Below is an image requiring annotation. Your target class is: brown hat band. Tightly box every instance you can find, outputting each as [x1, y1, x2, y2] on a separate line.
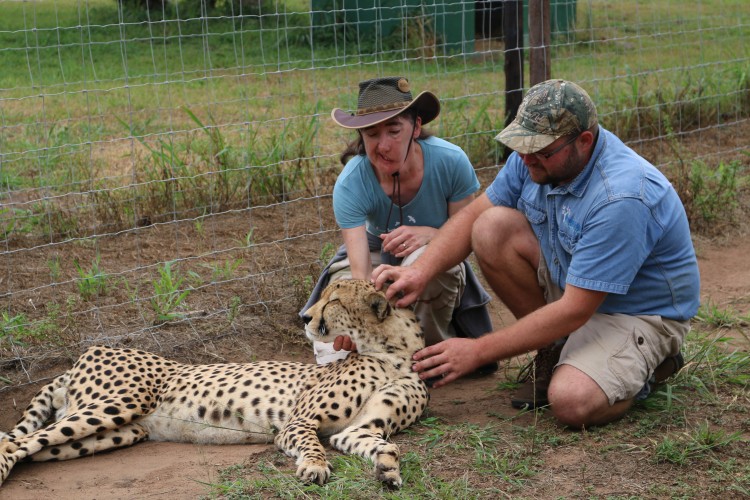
[356, 100, 412, 116]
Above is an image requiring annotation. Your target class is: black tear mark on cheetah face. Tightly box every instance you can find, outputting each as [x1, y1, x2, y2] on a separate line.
[0, 279, 429, 489]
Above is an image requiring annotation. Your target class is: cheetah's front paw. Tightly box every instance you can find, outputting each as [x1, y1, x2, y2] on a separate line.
[296, 459, 332, 485]
[375, 461, 402, 489]
[0, 440, 18, 453]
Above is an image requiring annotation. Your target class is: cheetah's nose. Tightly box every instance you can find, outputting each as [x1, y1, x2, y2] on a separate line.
[302, 314, 312, 324]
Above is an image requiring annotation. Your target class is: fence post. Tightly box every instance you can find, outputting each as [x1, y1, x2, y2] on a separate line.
[503, 0, 524, 159]
[528, 0, 551, 85]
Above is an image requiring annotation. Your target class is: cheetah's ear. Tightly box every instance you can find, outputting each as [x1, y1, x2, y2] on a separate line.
[368, 291, 391, 322]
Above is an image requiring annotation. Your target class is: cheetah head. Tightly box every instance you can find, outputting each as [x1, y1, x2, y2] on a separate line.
[301, 279, 424, 357]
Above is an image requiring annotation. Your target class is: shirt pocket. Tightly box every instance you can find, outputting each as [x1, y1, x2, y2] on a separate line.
[519, 199, 547, 241]
[519, 199, 547, 225]
[558, 226, 581, 253]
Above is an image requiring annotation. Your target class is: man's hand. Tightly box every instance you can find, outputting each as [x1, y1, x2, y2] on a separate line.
[333, 335, 356, 352]
[371, 264, 428, 307]
[411, 338, 484, 388]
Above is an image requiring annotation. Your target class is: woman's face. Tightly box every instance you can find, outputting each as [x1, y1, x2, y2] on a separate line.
[360, 114, 421, 176]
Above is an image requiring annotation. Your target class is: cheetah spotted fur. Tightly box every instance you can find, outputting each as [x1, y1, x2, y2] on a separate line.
[0, 279, 429, 488]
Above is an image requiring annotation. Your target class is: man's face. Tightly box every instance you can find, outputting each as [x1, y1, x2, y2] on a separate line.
[517, 134, 585, 185]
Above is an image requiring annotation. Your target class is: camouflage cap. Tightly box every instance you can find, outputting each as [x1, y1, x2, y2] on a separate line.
[496, 79, 597, 154]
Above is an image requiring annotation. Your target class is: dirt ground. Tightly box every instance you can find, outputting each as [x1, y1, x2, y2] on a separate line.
[0, 123, 749, 499]
[2, 236, 749, 500]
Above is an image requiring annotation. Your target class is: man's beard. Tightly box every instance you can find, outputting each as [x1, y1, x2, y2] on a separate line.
[535, 147, 584, 186]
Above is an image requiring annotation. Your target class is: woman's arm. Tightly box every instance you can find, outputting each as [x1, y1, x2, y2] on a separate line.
[341, 226, 372, 280]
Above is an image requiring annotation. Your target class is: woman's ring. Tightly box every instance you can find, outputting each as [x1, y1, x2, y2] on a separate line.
[401, 243, 407, 248]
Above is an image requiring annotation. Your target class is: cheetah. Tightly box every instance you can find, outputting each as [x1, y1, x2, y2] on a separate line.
[0, 279, 429, 488]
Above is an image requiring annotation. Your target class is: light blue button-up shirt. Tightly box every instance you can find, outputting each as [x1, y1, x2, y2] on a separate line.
[486, 127, 700, 321]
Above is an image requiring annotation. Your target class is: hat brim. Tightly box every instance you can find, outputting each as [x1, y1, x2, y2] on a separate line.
[331, 91, 440, 129]
[495, 120, 559, 154]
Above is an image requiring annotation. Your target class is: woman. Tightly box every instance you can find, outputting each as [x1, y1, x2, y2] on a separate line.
[302, 76, 493, 366]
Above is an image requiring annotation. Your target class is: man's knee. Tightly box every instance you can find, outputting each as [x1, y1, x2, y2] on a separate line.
[548, 365, 608, 426]
[471, 207, 538, 266]
[547, 365, 630, 428]
[548, 392, 604, 428]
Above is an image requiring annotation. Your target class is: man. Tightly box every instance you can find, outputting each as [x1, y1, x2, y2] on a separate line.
[370, 79, 700, 428]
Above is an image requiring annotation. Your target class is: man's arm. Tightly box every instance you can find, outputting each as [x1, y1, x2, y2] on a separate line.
[412, 284, 607, 387]
[373, 193, 494, 306]
[447, 192, 475, 216]
[380, 192, 477, 257]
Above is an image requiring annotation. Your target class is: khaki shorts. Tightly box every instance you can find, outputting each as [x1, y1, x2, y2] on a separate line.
[538, 254, 690, 405]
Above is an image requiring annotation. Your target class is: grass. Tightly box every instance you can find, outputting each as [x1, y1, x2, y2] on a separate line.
[197, 316, 750, 498]
[695, 302, 750, 330]
[0, 0, 747, 240]
[652, 421, 743, 466]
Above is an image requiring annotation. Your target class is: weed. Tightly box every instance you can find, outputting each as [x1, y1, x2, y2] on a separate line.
[244, 114, 320, 204]
[184, 107, 241, 210]
[688, 159, 743, 232]
[47, 256, 62, 281]
[0, 207, 42, 239]
[239, 229, 254, 248]
[203, 258, 243, 282]
[695, 301, 749, 329]
[292, 274, 315, 311]
[0, 208, 19, 239]
[150, 261, 192, 322]
[194, 216, 205, 238]
[74, 254, 109, 301]
[682, 329, 750, 391]
[227, 296, 242, 324]
[0, 311, 29, 346]
[319, 242, 336, 263]
[661, 113, 746, 234]
[645, 383, 684, 413]
[653, 421, 743, 465]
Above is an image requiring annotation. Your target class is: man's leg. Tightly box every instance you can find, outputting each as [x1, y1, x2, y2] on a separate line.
[550, 313, 688, 428]
[471, 206, 562, 406]
[548, 365, 633, 428]
[471, 206, 546, 319]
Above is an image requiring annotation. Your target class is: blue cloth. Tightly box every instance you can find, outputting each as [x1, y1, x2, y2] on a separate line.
[486, 127, 700, 321]
[333, 136, 480, 233]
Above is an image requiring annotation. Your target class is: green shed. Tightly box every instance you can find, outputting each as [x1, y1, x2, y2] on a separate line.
[476, 0, 577, 40]
[311, 0, 475, 54]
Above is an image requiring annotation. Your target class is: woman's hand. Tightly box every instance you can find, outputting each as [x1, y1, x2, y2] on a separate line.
[380, 226, 438, 258]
